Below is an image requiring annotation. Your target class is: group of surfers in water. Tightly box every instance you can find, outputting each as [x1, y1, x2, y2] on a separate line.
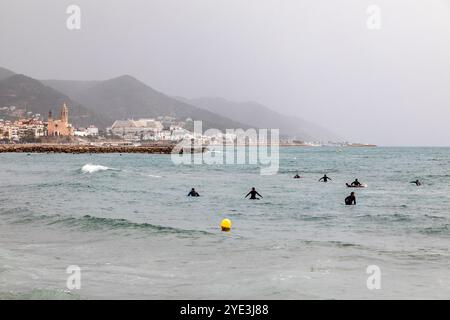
[187, 187, 263, 200]
[187, 173, 422, 205]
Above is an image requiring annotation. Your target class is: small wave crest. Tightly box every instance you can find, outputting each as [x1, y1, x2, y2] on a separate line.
[0, 289, 80, 300]
[9, 211, 212, 236]
[420, 224, 449, 235]
[81, 164, 111, 174]
[39, 214, 212, 236]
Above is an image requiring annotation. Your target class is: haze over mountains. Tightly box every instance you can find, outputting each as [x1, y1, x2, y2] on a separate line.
[180, 97, 340, 141]
[0, 69, 106, 128]
[44, 75, 249, 132]
[0, 67, 15, 81]
[0, 66, 340, 141]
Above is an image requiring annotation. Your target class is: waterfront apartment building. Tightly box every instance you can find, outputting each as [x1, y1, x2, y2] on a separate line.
[74, 125, 99, 137]
[108, 118, 165, 141]
[0, 118, 45, 142]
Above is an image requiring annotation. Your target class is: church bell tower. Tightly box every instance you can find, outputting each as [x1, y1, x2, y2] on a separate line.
[60, 103, 69, 123]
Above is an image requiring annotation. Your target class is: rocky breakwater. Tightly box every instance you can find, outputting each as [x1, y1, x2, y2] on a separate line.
[0, 144, 206, 154]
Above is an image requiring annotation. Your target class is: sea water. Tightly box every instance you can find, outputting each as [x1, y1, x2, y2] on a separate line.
[0, 147, 449, 299]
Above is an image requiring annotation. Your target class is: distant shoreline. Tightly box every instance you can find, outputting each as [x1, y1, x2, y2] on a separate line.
[0, 142, 377, 154]
[278, 143, 377, 147]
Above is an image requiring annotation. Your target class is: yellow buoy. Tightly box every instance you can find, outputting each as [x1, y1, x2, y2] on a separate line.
[220, 219, 232, 232]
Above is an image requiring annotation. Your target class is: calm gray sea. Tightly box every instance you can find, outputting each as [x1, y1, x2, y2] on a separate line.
[0, 147, 449, 299]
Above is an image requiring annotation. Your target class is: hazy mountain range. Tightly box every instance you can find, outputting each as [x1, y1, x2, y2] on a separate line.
[0, 66, 341, 141]
[0, 72, 106, 128]
[43, 75, 249, 132]
[0, 67, 15, 81]
[178, 97, 340, 141]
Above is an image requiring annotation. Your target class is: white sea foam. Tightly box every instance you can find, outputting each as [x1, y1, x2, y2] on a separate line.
[148, 174, 162, 178]
[81, 164, 111, 174]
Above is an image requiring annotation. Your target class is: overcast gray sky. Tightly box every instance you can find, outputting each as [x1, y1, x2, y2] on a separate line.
[1, 0, 450, 146]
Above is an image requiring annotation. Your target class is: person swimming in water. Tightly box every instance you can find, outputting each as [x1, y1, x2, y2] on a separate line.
[293, 171, 301, 179]
[351, 179, 361, 186]
[345, 192, 356, 205]
[319, 174, 332, 182]
[410, 180, 422, 186]
[245, 187, 263, 200]
[187, 188, 200, 197]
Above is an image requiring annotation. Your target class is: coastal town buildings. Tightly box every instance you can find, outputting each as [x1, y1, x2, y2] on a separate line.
[108, 119, 163, 140]
[0, 102, 361, 146]
[0, 118, 45, 142]
[74, 125, 99, 137]
[106, 118, 265, 144]
[0, 103, 77, 142]
[107, 118, 192, 141]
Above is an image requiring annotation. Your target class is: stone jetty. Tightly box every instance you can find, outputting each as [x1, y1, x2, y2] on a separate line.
[0, 144, 206, 154]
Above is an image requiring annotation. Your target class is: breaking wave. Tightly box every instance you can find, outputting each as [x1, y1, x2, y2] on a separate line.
[81, 164, 111, 174]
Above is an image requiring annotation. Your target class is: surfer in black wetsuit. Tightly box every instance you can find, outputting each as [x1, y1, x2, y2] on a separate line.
[410, 180, 422, 186]
[293, 171, 301, 179]
[187, 188, 200, 197]
[345, 192, 356, 205]
[351, 179, 361, 186]
[245, 187, 263, 200]
[319, 174, 332, 182]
